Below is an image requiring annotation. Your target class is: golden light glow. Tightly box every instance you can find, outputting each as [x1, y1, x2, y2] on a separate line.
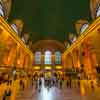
[63, 16, 100, 78]
[63, 17, 100, 56]
[17, 59, 20, 65]
[56, 66, 62, 69]
[0, 16, 34, 69]
[0, 16, 33, 56]
[57, 71, 63, 75]
[45, 66, 52, 70]
[34, 66, 40, 70]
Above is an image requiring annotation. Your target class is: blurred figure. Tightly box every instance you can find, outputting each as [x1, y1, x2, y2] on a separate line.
[38, 77, 42, 92]
[59, 78, 63, 89]
[66, 77, 72, 88]
[69, 77, 72, 88]
[32, 76, 34, 87]
[3, 81, 12, 100]
[34, 77, 38, 90]
[77, 76, 80, 88]
[91, 81, 95, 90]
[66, 79, 69, 88]
[19, 79, 24, 91]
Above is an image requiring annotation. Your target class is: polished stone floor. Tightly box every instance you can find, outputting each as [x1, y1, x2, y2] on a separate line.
[16, 85, 100, 100]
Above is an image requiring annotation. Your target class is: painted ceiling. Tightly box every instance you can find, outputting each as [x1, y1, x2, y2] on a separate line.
[9, 0, 91, 43]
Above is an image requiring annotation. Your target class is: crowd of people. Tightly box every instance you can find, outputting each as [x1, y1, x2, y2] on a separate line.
[32, 75, 63, 92]
[31, 73, 81, 93]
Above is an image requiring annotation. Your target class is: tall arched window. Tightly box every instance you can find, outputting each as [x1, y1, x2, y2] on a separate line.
[44, 51, 52, 64]
[71, 36, 77, 43]
[65, 43, 70, 49]
[11, 24, 19, 34]
[55, 51, 61, 64]
[96, 5, 100, 18]
[80, 23, 89, 34]
[35, 51, 41, 64]
[0, 3, 4, 17]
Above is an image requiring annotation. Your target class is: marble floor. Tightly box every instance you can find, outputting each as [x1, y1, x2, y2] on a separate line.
[16, 85, 100, 100]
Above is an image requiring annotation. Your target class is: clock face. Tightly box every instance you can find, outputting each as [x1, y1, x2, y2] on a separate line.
[80, 23, 89, 34]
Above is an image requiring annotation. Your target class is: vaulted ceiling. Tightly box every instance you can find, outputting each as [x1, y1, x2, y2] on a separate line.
[8, 0, 91, 44]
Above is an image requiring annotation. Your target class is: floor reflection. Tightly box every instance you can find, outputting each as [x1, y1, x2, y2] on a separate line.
[16, 80, 100, 100]
[37, 86, 62, 100]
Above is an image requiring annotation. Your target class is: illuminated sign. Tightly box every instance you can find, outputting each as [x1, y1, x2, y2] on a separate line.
[45, 66, 52, 70]
[56, 66, 62, 69]
[34, 66, 40, 70]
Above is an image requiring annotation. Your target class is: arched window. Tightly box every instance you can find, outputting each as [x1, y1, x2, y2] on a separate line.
[0, 3, 4, 17]
[55, 51, 61, 64]
[35, 51, 41, 64]
[44, 51, 52, 64]
[96, 5, 100, 18]
[21, 36, 25, 43]
[11, 24, 19, 34]
[80, 24, 89, 34]
[66, 43, 70, 48]
[65, 43, 70, 49]
[71, 36, 77, 43]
